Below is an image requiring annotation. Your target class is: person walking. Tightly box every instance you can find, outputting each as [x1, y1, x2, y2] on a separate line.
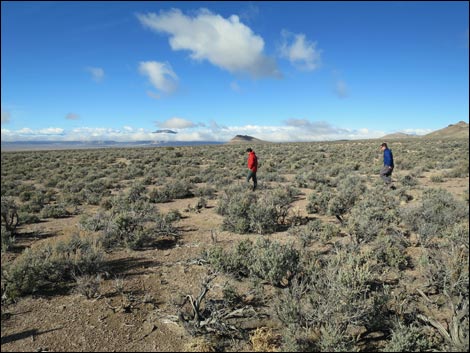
[246, 148, 258, 191]
[380, 142, 394, 187]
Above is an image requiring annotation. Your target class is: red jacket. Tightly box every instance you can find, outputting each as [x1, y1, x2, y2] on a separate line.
[247, 151, 258, 172]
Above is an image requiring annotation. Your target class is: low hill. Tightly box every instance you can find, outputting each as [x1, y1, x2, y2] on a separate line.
[424, 121, 469, 139]
[227, 135, 270, 144]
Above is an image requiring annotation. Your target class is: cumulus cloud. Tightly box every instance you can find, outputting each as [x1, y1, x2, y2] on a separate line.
[1, 111, 11, 124]
[137, 8, 281, 78]
[139, 61, 178, 94]
[207, 121, 384, 142]
[156, 117, 196, 129]
[67, 127, 154, 141]
[66, 113, 80, 120]
[1, 121, 386, 143]
[284, 119, 349, 135]
[85, 66, 105, 82]
[279, 30, 322, 71]
[1, 127, 65, 139]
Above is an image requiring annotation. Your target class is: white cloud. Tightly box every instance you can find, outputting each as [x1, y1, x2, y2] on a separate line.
[1, 111, 11, 124]
[213, 122, 384, 142]
[38, 128, 65, 135]
[1, 122, 386, 143]
[66, 113, 80, 120]
[279, 30, 322, 71]
[156, 117, 196, 129]
[137, 8, 281, 78]
[283, 119, 350, 136]
[3, 127, 65, 137]
[139, 61, 178, 94]
[398, 128, 433, 136]
[85, 66, 105, 82]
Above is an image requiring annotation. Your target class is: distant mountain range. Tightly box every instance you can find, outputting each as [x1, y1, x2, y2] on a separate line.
[2, 122, 467, 152]
[1, 140, 222, 151]
[382, 121, 469, 140]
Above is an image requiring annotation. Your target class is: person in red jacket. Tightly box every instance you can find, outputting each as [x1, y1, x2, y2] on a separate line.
[246, 148, 258, 191]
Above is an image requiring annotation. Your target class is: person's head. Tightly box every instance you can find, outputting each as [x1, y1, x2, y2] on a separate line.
[246, 148, 253, 153]
[380, 142, 388, 151]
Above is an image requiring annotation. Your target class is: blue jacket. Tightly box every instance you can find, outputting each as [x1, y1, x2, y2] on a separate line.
[383, 148, 394, 168]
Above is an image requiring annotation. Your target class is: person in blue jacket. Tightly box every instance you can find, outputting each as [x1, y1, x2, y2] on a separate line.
[380, 142, 394, 185]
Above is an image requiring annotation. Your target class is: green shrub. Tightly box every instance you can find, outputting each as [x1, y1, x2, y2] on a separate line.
[2, 233, 104, 301]
[40, 203, 70, 219]
[399, 174, 419, 187]
[430, 175, 444, 183]
[327, 175, 365, 220]
[419, 244, 469, 297]
[1, 225, 15, 253]
[250, 238, 299, 286]
[1, 197, 19, 233]
[205, 238, 299, 286]
[289, 220, 341, 247]
[401, 188, 469, 245]
[276, 245, 384, 335]
[373, 234, 409, 270]
[383, 321, 434, 352]
[217, 185, 296, 234]
[347, 186, 401, 243]
[204, 239, 252, 278]
[80, 195, 179, 250]
[306, 185, 332, 215]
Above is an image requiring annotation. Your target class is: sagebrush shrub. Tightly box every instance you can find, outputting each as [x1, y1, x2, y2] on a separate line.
[2, 233, 104, 301]
[373, 233, 409, 270]
[1, 225, 15, 253]
[347, 185, 401, 243]
[250, 238, 299, 286]
[419, 244, 469, 297]
[289, 219, 341, 247]
[217, 185, 296, 234]
[382, 321, 434, 352]
[1, 197, 19, 232]
[205, 238, 299, 286]
[327, 174, 365, 219]
[401, 188, 469, 245]
[275, 245, 386, 345]
[40, 203, 70, 219]
[306, 184, 332, 215]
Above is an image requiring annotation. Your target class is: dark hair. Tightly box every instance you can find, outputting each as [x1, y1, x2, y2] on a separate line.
[246, 148, 252, 152]
[380, 142, 388, 148]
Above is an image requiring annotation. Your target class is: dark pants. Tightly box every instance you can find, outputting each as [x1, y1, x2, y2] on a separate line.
[247, 170, 257, 190]
[380, 166, 393, 184]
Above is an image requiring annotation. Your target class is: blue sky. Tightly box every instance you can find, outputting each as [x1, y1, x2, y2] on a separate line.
[1, 1, 468, 142]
